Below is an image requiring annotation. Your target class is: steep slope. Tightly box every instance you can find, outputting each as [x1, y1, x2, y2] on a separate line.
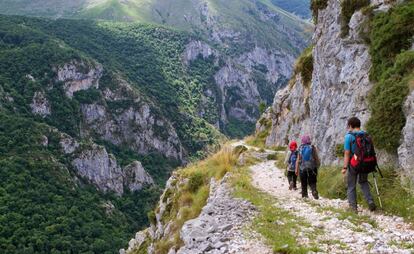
[258, 0, 414, 185]
[0, 0, 313, 137]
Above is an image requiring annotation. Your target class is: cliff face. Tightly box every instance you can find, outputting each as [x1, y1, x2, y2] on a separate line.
[399, 89, 414, 187]
[265, 0, 374, 164]
[262, 0, 414, 183]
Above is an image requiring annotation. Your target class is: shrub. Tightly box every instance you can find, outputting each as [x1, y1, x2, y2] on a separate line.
[147, 210, 156, 225]
[340, 0, 370, 37]
[259, 101, 267, 114]
[310, 0, 329, 21]
[366, 1, 414, 153]
[294, 46, 313, 87]
[187, 172, 205, 193]
[267, 153, 278, 160]
[335, 144, 344, 158]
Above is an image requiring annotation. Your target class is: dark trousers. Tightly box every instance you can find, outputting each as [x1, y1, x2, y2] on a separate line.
[287, 170, 297, 189]
[347, 166, 374, 208]
[300, 168, 318, 198]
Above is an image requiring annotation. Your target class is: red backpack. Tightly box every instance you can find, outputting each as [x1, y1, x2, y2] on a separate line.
[349, 132, 378, 173]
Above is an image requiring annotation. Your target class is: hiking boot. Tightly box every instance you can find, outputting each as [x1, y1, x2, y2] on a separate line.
[348, 206, 358, 214]
[368, 202, 377, 212]
[312, 190, 319, 200]
[289, 182, 293, 190]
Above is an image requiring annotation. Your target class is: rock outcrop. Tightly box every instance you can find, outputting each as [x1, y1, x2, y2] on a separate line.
[56, 61, 103, 98]
[30, 91, 51, 117]
[72, 143, 125, 194]
[123, 173, 260, 254]
[177, 175, 257, 254]
[57, 132, 154, 195]
[124, 161, 154, 192]
[80, 77, 184, 161]
[264, 0, 391, 165]
[398, 90, 414, 187]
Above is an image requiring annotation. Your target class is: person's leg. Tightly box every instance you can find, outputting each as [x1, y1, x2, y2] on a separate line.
[358, 173, 375, 210]
[347, 167, 358, 210]
[300, 171, 308, 198]
[309, 168, 319, 199]
[287, 171, 293, 190]
[293, 173, 298, 190]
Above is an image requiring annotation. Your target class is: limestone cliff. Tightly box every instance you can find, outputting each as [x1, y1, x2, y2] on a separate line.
[261, 0, 414, 183]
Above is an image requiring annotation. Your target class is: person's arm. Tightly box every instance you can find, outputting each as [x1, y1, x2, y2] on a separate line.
[313, 145, 321, 168]
[343, 134, 351, 174]
[285, 151, 290, 166]
[295, 153, 301, 176]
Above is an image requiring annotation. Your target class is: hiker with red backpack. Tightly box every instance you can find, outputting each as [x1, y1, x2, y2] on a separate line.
[295, 135, 320, 199]
[342, 117, 377, 212]
[285, 140, 298, 190]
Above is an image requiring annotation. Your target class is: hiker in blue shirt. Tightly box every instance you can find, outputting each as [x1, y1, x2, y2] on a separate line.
[342, 117, 376, 212]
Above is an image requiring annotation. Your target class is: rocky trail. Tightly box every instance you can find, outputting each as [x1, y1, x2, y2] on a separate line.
[249, 149, 414, 254]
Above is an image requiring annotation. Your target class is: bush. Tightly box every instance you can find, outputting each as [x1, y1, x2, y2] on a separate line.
[310, 0, 329, 21]
[147, 210, 156, 225]
[340, 0, 370, 37]
[366, 1, 414, 153]
[335, 144, 344, 158]
[294, 46, 313, 87]
[267, 153, 278, 160]
[188, 172, 205, 193]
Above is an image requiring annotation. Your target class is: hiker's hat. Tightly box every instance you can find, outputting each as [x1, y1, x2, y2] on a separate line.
[289, 140, 297, 151]
[301, 135, 311, 145]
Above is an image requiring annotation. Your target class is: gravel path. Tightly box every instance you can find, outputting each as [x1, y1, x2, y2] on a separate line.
[250, 159, 414, 254]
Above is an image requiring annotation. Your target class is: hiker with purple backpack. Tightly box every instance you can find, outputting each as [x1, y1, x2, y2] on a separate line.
[295, 135, 320, 199]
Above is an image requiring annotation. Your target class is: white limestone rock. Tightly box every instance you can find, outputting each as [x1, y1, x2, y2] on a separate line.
[124, 161, 154, 192]
[30, 91, 51, 117]
[56, 60, 103, 98]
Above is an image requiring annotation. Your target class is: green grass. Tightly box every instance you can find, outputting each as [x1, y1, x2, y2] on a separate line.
[294, 46, 313, 87]
[366, 1, 414, 153]
[230, 165, 321, 253]
[340, 0, 370, 37]
[317, 166, 414, 224]
[308, 201, 378, 228]
[245, 117, 272, 148]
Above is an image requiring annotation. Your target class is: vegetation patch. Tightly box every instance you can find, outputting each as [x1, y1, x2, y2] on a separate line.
[366, 1, 414, 153]
[310, 0, 329, 21]
[245, 117, 272, 148]
[340, 0, 370, 37]
[294, 46, 313, 88]
[317, 166, 414, 224]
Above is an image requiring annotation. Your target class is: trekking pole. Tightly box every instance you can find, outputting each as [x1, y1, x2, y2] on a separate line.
[372, 172, 383, 208]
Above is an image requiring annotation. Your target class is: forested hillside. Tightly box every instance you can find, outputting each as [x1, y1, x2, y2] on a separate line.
[0, 1, 312, 253]
[0, 15, 225, 253]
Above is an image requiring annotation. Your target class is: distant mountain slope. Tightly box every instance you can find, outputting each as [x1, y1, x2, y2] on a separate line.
[0, 0, 312, 136]
[269, 0, 311, 19]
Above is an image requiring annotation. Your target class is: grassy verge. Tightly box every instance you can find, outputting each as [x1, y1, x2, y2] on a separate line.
[317, 166, 414, 224]
[230, 163, 321, 253]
